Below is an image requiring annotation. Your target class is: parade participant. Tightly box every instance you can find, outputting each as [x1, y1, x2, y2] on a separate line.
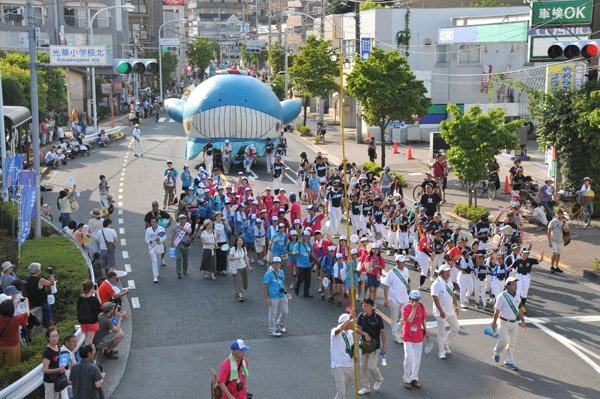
[270, 223, 288, 263]
[430, 229, 445, 281]
[254, 212, 267, 266]
[547, 209, 567, 274]
[330, 313, 355, 399]
[320, 246, 336, 302]
[181, 164, 192, 193]
[233, 203, 247, 237]
[415, 225, 433, 289]
[295, 231, 315, 297]
[402, 290, 429, 390]
[363, 243, 385, 301]
[337, 236, 349, 261]
[217, 340, 250, 398]
[215, 212, 229, 275]
[491, 276, 526, 371]
[312, 230, 331, 266]
[263, 257, 289, 336]
[471, 214, 490, 251]
[332, 253, 347, 306]
[241, 214, 257, 267]
[201, 138, 214, 175]
[145, 217, 166, 283]
[345, 249, 360, 312]
[356, 298, 386, 395]
[383, 254, 410, 344]
[132, 124, 143, 157]
[473, 254, 489, 309]
[243, 144, 256, 174]
[327, 182, 344, 237]
[431, 264, 460, 359]
[260, 187, 275, 214]
[200, 219, 217, 280]
[307, 170, 321, 205]
[490, 256, 509, 299]
[505, 243, 522, 279]
[171, 214, 192, 278]
[304, 205, 324, 231]
[265, 138, 275, 175]
[228, 237, 250, 302]
[272, 156, 285, 194]
[276, 137, 287, 162]
[289, 193, 301, 223]
[512, 248, 542, 312]
[286, 231, 299, 289]
[457, 250, 474, 308]
[369, 197, 385, 242]
[350, 194, 362, 236]
[221, 139, 233, 175]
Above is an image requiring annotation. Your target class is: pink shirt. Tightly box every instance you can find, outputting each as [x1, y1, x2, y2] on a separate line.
[217, 357, 248, 399]
[402, 303, 426, 343]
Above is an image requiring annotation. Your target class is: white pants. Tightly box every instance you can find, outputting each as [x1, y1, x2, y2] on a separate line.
[474, 278, 487, 306]
[415, 251, 429, 278]
[268, 297, 288, 334]
[372, 223, 384, 241]
[350, 214, 361, 234]
[133, 139, 144, 156]
[222, 155, 232, 174]
[436, 314, 460, 354]
[430, 254, 444, 278]
[329, 206, 342, 235]
[517, 274, 531, 299]
[244, 156, 253, 173]
[273, 175, 283, 191]
[359, 215, 368, 233]
[403, 341, 423, 383]
[458, 272, 474, 305]
[494, 318, 519, 363]
[266, 154, 275, 174]
[44, 383, 68, 399]
[388, 229, 399, 250]
[485, 274, 492, 293]
[490, 277, 504, 298]
[204, 154, 213, 175]
[390, 300, 406, 342]
[149, 251, 160, 280]
[397, 231, 409, 250]
[359, 350, 383, 389]
[451, 267, 459, 284]
[332, 367, 354, 399]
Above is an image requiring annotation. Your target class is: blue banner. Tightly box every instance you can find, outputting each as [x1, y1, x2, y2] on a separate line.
[19, 185, 37, 245]
[3, 154, 24, 200]
[361, 38, 372, 61]
[19, 170, 35, 187]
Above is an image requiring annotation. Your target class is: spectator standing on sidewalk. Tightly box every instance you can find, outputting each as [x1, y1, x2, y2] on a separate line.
[77, 280, 102, 345]
[42, 327, 68, 399]
[25, 262, 55, 327]
[547, 210, 566, 274]
[132, 124, 144, 157]
[70, 344, 105, 399]
[0, 296, 30, 367]
[367, 138, 377, 163]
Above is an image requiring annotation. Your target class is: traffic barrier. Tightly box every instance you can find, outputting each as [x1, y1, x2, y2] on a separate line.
[407, 145, 414, 160]
[393, 141, 399, 154]
[504, 175, 511, 194]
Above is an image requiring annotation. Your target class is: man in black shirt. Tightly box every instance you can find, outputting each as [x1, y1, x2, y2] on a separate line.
[473, 253, 489, 309]
[350, 194, 362, 235]
[265, 138, 275, 175]
[471, 214, 490, 251]
[70, 344, 105, 398]
[356, 298, 386, 394]
[420, 172, 438, 190]
[203, 138, 214, 175]
[272, 156, 285, 194]
[144, 201, 172, 229]
[419, 184, 441, 217]
[511, 248, 541, 311]
[326, 182, 343, 237]
[315, 157, 328, 178]
[369, 197, 385, 241]
[440, 219, 453, 243]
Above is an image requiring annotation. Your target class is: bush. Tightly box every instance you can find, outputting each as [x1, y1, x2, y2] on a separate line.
[0, 235, 90, 390]
[362, 162, 408, 187]
[592, 259, 600, 272]
[296, 124, 312, 136]
[453, 203, 490, 223]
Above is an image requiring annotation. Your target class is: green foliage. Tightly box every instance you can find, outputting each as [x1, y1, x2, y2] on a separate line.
[346, 48, 431, 167]
[467, 0, 508, 6]
[288, 35, 338, 125]
[296, 124, 312, 136]
[453, 204, 490, 223]
[37, 53, 67, 113]
[592, 259, 600, 272]
[186, 38, 218, 72]
[145, 49, 178, 91]
[362, 162, 408, 187]
[1, 74, 26, 107]
[327, 0, 354, 14]
[241, 46, 268, 69]
[271, 73, 286, 100]
[360, 0, 385, 11]
[441, 104, 521, 205]
[268, 43, 286, 74]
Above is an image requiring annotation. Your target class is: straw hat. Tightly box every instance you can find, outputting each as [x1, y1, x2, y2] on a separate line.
[90, 208, 102, 218]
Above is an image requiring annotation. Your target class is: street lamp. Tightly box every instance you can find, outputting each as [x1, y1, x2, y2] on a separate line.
[89, 4, 134, 135]
[159, 18, 187, 101]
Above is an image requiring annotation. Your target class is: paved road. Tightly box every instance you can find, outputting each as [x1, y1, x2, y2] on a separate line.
[41, 117, 600, 399]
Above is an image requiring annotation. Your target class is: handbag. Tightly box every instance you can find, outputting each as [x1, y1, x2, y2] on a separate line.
[102, 229, 116, 255]
[53, 372, 69, 392]
[358, 313, 378, 354]
[562, 221, 571, 246]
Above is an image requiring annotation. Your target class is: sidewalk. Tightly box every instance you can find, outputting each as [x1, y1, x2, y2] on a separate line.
[295, 112, 598, 276]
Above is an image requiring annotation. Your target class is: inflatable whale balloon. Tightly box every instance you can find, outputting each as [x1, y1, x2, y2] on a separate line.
[165, 74, 302, 161]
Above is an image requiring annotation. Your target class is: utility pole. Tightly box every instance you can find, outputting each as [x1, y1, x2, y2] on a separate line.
[0, 71, 6, 195]
[278, 0, 283, 44]
[354, 2, 362, 143]
[27, 0, 41, 238]
[268, 0, 272, 45]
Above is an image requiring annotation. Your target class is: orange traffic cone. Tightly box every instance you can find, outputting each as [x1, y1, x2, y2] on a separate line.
[367, 131, 371, 141]
[393, 141, 399, 154]
[407, 145, 414, 160]
[503, 175, 511, 195]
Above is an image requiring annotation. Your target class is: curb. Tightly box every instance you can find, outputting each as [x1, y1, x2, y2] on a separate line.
[583, 269, 600, 284]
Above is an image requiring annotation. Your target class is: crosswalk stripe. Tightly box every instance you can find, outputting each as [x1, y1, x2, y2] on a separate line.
[158, 117, 166, 122]
[168, 119, 176, 123]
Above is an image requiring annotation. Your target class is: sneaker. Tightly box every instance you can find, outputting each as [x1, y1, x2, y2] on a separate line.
[493, 354, 500, 363]
[103, 351, 119, 360]
[555, 268, 564, 273]
[373, 380, 383, 391]
[394, 338, 404, 345]
[270, 331, 282, 337]
[358, 388, 371, 395]
[504, 362, 519, 371]
[410, 380, 421, 389]
[460, 303, 467, 309]
[277, 324, 287, 333]
[438, 352, 446, 359]
[444, 344, 452, 354]
[550, 267, 556, 274]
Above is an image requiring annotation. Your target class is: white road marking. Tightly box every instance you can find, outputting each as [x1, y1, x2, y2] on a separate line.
[127, 280, 136, 289]
[169, 119, 176, 122]
[124, 264, 132, 273]
[249, 169, 258, 180]
[118, 218, 124, 224]
[158, 117, 166, 122]
[121, 172, 125, 176]
[118, 209, 123, 215]
[131, 297, 140, 309]
[122, 251, 129, 259]
[118, 188, 123, 193]
[119, 182, 124, 186]
[122, 168, 126, 172]
[119, 228, 125, 234]
[118, 202, 123, 207]
[120, 177, 125, 182]
[569, 340, 600, 362]
[120, 238, 127, 246]
[285, 172, 296, 184]
[118, 195, 123, 199]
[408, 172, 422, 176]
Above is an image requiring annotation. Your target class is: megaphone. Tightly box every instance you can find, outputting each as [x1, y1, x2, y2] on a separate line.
[484, 326, 499, 339]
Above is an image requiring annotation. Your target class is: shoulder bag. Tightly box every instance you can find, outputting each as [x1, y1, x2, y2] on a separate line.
[102, 229, 116, 255]
[53, 371, 69, 392]
[358, 313, 378, 354]
[562, 220, 571, 246]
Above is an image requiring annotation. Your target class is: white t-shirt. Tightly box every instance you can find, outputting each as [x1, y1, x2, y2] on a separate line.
[383, 267, 410, 304]
[333, 261, 347, 281]
[96, 228, 117, 250]
[548, 218, 566, 243]
[494, 290, 521, 321]
[228, 247, 247, 273]
[330, 328, 354, 368]
[431, 277, 454, 317]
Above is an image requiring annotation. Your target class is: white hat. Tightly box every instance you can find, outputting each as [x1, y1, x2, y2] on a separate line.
[290, 230, 298, 236]
[351, 248, 358, 255]
[438, 264, 452, 272]
[339, 235, 347, 241]
[360, 237, 369, 242]
[505, 276, 519, 285]
[335, 253, 343, 259]
[372, 243, 380, 249]
[395, 254, 406, 262]
[224, 139, 230, 143]
[272, 257, 282, 263]
[338, 313, 351, 324]
[0, 294, 11, 303]
[328, 246, 336, 251]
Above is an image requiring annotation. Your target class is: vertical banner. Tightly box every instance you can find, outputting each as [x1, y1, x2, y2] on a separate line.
[361, 38, 372, 60]
[546, 63, 575, 92]
[19, 185, 37, 244]
[480, 64, 493, 93]
[19, 170, 35, 187]
[2, 154, 24, 200]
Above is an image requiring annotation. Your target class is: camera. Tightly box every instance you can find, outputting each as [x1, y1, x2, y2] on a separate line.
[279, 288, 288, 294]
[47, 267, 55, 275]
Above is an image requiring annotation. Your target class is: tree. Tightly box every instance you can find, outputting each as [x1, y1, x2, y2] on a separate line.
[1, 75, 26, 107]
[327, 0, 353, 14]
[288, 35, 338, 125]
[271, 73, 286, 100]
[346, 48, 431, 167]
[241, 46, 268, 69]
[38, 54, 66, 112]
[145, 49, 178, 90]
[186, 38, 218, 74]
[268, 43, 285, 74]
[440, 104, 521, 206]
[360, 0, 385, 11]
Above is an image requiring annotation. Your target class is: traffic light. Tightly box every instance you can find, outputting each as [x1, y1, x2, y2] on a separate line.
[547, 40, 600, 59]
[162, 46, 178, 52]
[113, 59, 159, 74]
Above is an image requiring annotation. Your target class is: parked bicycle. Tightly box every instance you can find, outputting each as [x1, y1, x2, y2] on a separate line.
[476, 173, 498, 200]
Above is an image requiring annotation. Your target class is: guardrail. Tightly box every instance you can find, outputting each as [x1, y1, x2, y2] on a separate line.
[0, 215, 95, 399]
[82, 125, 127, 146]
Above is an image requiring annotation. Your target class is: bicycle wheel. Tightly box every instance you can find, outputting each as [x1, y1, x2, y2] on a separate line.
[570, 203, 582, 227]
[476, 182, 486, 198]
[413, 185, 423, 201]
[487, 183, 497, 201]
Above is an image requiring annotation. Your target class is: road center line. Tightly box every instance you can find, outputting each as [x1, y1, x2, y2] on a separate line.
[118, 188, 123, 193]
[120, 238, 127, 246]
[127, 280, 136, 289]
[118, 202, 123, 207]
[118, 209, 123, 215]
[131, 297, 140, 309]
[124, 264, 132, 273]
[122, 251, 129, 259]
[118, 218, 124, 224]
[119, 228, 125, 234]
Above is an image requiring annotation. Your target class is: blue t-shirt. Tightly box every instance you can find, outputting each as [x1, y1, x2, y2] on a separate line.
[297, 240, 312, 268]
[308, 176, 320, 191]
[181, 171, 192, 187]
[272, 232, 288, 256]
[263, 268, 286, 299]
[242, 221, 255, 243]
[287, 241, 299, 263]
[321, 255, 334, 275]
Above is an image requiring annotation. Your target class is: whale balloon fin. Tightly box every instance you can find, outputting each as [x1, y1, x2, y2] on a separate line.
[281, 99, 302, 124]
[164, 98, 185, 123]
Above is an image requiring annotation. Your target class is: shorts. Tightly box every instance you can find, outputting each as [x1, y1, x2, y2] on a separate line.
[245, 241, 256, 253]
[366, 274, 380, 288]
[95, 332, 117, 349]
[100, 250, 116, 269]
[81, 322, 100, 333]
[551, 241, 563, 254]
[335, 278, 345, 285]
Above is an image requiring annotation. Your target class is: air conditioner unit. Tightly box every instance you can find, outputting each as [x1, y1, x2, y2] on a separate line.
[424, 38, 432, 46]
[39, 38, 50, 47]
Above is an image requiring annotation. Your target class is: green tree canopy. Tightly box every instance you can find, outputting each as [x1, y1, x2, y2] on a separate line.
[268, 43, 285, 74]
[241, 46, 268, 69]
[186, 38, 218, 74]
[288, 35, 338, 125]
[1, 74, 26, 107]
[326, 0, 353, 14]
[271, 73, 286, 100]
[440, 104, 521, 205]
[346, 48, 431, 166]
[145, 49, 178, 92]
[360, 0, 385, 11]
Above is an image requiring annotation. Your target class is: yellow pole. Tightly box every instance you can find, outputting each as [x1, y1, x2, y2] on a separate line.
[338, 35, 360, 399]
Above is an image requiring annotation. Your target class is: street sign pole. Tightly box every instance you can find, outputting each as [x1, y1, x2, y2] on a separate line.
[0, 71, 6, 198]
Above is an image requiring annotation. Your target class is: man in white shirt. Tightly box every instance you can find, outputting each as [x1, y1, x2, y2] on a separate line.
[491, 276, 526, 371]
[383, 254, 410, 344]
[96, 219, 118, 275]
[145, 217, 166, 283]
[330, 313, 355, 399]
[132, 124, 144, 157]
[431, 264, 460, 359]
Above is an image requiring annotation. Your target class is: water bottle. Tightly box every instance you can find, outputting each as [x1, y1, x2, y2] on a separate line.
[380, 351, 387, 366]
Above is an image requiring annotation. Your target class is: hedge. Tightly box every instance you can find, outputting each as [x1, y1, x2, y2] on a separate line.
[362, 161, 408, 188]
[453, 204, 490, 223]
[296, 123, 312, 136]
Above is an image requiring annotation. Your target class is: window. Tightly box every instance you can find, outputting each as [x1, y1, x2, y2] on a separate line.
[435, 45, 447, 64]
[458, 44, 481, 64]
[342, 40, 355, 59]
[126, 0, 147, 14]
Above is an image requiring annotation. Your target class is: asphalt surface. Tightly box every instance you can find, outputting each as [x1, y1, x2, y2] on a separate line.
[41, 116, 600, 399]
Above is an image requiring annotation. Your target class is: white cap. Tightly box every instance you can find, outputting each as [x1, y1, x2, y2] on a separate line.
[395, 254, 406, 262]
[505, 276, 519, 284]
[438, 264, 452, 272]
[335, 253, 343, 259]
[290, 230, 298, 236]
[272, 257, 282, 263]
[328, 245, 336, 251]
[372, 243, 380, 249]
[351, 248, 358, 255]
[338, 313, 351, 324]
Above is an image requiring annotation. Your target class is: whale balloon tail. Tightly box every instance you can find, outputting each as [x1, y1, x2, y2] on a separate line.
[281, 99, 302, 124]
[165, 98, 185, 123]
